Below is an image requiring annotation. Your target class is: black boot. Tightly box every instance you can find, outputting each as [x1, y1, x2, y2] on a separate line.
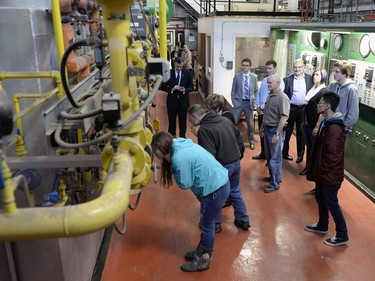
[181, 246, 212, 272]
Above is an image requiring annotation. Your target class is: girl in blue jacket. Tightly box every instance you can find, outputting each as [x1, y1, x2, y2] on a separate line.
[151, 131, 230, 272]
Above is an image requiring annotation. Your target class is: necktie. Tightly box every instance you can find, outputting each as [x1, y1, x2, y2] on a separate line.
[176, 72, 180, 86]
[244, 76, 249, 99]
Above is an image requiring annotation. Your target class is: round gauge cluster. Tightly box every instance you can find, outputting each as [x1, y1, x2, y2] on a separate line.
[333, 34, 342, 51]
[359, 34, 371, 58]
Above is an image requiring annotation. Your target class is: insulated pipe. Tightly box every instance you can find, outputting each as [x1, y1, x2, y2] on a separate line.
[0, 151, 133, 240]
[52, 0, 66, 99]
[97, 0, 133, 119]
[159, 0, 167, 59]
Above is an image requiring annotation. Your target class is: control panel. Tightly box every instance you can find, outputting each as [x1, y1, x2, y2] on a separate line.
[301, 51, 326, 75]
[347, 59, 375, 108]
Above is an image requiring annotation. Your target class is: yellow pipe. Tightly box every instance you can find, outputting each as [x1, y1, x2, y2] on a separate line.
[159, 0, 167, 59]
[77, 128, 84, 155]
[0, 71, 60, 80]
[0, 151, 133, 240]
[55, 178, 68, 207]
[13, 89, 59, 123]
[97, 0, 133, 120]
[15, 136, 28, 157]
[13, 94, 45, 136]
[0, 70, 64, 101]
[1, 160, 17, 214]
[51, 0, 65, 99]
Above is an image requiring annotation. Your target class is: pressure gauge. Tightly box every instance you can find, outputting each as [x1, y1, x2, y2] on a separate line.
[320, 38, 327, 48]
[333, 34, 342, 51]
[359, 34, 370, 58]
[369, 35, 375, 55]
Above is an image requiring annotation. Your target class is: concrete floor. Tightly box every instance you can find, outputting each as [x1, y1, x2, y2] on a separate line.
[101, 91, 375, 281]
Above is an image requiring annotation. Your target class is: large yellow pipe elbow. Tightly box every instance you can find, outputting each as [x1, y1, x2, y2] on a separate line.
[0, 152, 133, 240]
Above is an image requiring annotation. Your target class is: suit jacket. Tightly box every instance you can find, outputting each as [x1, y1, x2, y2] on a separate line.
[231, 72, 258, 109]
[160, 68, 193, 110]
[283, 73, 313, 101]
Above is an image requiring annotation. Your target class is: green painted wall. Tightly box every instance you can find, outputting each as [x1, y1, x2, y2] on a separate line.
[272, 28, 375, 195]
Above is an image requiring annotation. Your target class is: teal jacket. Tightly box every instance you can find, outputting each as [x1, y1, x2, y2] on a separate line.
[171, 138, 228, 200]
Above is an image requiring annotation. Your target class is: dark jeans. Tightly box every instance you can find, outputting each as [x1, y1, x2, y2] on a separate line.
[199, 181, 230, 252]
[283, 105, 305, 158]
[315, 183, 348, 239]
[219, 160, 249, 223]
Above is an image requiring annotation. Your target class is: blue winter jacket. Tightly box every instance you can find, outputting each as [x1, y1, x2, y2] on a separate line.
[171, 138, 228, 200]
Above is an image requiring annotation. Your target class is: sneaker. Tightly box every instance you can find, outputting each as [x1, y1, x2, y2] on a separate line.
[264, 187, 279, 193]
[304, 223, 328, 234]
[234, 219, 251, 230]
[324, 236, 349, 247]
[181, 253, 211, 272]
[303, 189, 316, 196]
[184, 250, 195, 261]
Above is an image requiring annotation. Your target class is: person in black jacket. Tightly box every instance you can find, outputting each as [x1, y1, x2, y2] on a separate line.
[304, 92, 349, 247]
[188, 104, 250, 231]
[160, 57, 193, 138]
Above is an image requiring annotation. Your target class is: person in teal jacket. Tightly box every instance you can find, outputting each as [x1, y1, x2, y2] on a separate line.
[151, 131, 230, 272]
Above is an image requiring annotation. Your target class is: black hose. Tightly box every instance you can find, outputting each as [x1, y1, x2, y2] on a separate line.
[60, 39, 91, 108]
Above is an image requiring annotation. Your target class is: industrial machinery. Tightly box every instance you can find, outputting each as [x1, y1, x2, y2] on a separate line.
[272, 25, 375, 200]
[0, 0, 172, 280]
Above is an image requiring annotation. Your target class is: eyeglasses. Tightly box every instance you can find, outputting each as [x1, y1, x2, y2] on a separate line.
[242, 64, 250, 67]
[294, 65, 304, 69]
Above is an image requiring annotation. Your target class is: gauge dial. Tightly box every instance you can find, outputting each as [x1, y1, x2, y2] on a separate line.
[333, 34, 342, 51]
[320, 38, 327, 48]
[359, 34, 370, 58]
[369, 35, 375, 55]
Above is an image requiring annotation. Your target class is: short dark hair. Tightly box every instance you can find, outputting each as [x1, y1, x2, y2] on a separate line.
[174, 57, 182, 64]
[265, 59, 277, 68]
[241, 58, 252, 66]
[321, 92, 340, 112]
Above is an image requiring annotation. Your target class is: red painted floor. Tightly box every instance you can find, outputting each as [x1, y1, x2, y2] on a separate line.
[101, 91, 375, 281]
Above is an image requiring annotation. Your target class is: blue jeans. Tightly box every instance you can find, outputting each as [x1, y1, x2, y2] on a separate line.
[199, 181, 230, 252]
[233, 100, 254, 144]
[315, 183, 348, 239]
[264, 127, 284, 189]
[217, 160, 249, 223]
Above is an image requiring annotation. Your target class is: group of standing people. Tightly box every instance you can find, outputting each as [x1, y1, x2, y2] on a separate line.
[156, 56, 359, 272]
[254, 59, 358, 248]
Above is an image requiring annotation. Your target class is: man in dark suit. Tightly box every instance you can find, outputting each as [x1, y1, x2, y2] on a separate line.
[282, 58, 313, 163]
[160, 57, 193, 138]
